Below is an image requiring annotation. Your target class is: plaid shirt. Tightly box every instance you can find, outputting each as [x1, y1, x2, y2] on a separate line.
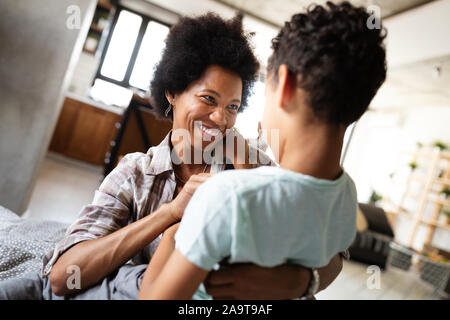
[42, 132, 275, 276]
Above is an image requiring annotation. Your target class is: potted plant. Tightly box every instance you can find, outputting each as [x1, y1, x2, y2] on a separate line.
[441, 187, 450, 199]
[441, 209, 450, 218]
[369, 190, 383, 206]
[409, 161, 418, 171]
[433, 141, 448, 151]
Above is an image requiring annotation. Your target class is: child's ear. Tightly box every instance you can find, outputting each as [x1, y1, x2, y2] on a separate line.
[275, 64, 295, 111]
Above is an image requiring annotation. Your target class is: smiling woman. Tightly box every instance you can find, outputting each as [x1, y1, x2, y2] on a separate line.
[169, 65, 243, 154]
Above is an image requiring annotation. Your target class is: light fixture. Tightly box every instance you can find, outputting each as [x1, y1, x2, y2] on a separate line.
[433, 65, 442, 78]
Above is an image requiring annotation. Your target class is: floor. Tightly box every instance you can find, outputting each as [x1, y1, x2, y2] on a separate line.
[316, 259, 443, 300]
[25, 152, 445, 299]
[24, 152, 103, 224]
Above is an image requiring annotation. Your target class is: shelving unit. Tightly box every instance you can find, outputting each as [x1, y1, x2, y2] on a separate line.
[384, 146, 450, 251]
[82, 0, 115, 56]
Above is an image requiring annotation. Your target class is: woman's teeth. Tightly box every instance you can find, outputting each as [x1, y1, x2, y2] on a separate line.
[200, 125, 221, 137]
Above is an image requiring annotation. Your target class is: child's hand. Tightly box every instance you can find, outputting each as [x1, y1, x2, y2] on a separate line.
[167, 173, 211, 222]
[223, 127, 256, 170]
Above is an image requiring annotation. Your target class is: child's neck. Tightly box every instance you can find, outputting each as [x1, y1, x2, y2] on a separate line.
[278, 121, 346, 181]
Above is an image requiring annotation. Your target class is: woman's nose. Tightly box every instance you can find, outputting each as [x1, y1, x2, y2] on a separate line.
[209, 107, 227, 127]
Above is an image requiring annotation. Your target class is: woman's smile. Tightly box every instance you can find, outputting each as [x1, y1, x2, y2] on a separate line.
[194, 121, 224, 142]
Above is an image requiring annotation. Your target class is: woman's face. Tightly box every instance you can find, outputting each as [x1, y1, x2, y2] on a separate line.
[169, 64, 243, 151]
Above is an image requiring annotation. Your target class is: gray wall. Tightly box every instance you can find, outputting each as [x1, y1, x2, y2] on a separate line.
[0, 0, 97, 214]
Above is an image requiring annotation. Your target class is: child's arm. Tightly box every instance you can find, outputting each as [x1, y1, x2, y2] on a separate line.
[138, 223, 180, 296]
[139, 248, 208, 300]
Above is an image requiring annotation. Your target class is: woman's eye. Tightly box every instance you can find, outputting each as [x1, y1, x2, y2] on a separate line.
[202, 95, 215, 103]
[228, 104, 239, 111]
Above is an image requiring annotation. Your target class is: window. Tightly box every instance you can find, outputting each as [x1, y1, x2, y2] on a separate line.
[90, 6, 170, 107]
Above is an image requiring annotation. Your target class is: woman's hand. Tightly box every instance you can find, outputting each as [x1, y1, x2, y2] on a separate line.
[166, 173, 212, 222]
[204, 263, 308, 300]
[203, 254, 343, 299]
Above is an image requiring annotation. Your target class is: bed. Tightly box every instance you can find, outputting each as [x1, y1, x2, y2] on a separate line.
[0, 205, 68, 281]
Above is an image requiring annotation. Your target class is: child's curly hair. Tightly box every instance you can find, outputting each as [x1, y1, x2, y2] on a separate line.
[268, 1, 387, 125]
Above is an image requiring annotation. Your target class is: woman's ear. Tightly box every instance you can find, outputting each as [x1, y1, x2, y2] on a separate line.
[165, 90, 175, 105]
[275, 64, 294, 111]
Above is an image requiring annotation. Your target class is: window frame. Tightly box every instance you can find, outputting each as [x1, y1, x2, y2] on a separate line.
[92, 5, 172, 93]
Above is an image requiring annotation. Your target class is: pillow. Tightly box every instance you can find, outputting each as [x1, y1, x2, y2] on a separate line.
[358, 203, 395, 237]
[356, 205, 369, 232]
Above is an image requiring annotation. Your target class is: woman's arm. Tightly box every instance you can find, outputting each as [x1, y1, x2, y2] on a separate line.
[317, 253, 343, 292]
[139, 249, 208, 300]
[50, 203, 176, 296]
[50, 173, 211, 297]
[203, 253, 343, 299]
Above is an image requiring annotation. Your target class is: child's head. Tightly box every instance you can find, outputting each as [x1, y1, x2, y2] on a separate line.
[262, 1, 387, 134]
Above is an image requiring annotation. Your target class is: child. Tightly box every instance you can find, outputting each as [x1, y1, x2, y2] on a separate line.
[139, 1, 386, 300]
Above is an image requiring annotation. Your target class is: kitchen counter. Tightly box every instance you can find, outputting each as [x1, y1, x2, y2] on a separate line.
[65, 91, 125, 115]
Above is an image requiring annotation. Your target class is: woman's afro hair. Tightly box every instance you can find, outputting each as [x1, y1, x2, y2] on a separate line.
[149, 13, 260, 120]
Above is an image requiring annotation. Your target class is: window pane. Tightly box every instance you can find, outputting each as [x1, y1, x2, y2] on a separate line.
[129, 21, 170, 90]
[235, 80, 266, 139]
[100, 10, 142, 81]
[90, 79, 133, 107]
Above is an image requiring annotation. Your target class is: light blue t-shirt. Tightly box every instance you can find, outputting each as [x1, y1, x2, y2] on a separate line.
[174, 166, 357, 300]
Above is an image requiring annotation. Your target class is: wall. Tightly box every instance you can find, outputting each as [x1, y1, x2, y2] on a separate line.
[384, 0, 450, 68]
[0, 0, 97, 214]
[69, 52, 101, 97]
[343, 0, 450, 252]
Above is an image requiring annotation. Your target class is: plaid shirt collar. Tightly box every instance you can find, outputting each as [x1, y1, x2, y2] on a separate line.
[145, 131, 174, 176]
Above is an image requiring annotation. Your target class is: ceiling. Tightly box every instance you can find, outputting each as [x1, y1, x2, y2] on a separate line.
[371, 55, 450, 110]
[141, 0, 448, 110]
[213, 0, 435, 27]
[209, 0, 449, 111]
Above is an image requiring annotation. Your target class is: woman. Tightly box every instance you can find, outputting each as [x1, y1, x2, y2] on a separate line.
[0, 13, 343, 300]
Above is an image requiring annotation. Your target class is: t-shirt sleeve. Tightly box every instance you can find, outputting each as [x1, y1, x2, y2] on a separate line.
[174, 177, 234, 271]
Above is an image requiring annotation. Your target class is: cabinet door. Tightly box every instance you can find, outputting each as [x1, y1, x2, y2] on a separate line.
[116, 108, 172, 158]
[65, 103, 120, 166]
[49, 97, 80, 154]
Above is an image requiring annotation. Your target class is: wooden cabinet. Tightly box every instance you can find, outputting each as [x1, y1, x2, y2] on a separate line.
[49, 95, 173, 169]
[49, 97, 121, 166]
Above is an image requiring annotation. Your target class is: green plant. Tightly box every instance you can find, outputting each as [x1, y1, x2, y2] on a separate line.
[409, 161, 418, 170]
[441, 187, 450, 198]
[369, 190, 383, 204]
[87, 31, 100, 42]
[433, 141, 448, 150]
[441, 209, 450, 218]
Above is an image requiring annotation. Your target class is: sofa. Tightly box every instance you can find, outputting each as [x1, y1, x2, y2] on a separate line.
[348, 203, 395, 270]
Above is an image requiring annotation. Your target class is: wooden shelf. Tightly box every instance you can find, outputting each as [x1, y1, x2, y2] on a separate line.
[97, 0, 113, 11]
[409, 149, 450, 160]
[82, 47, 96, 55]
[387, 208, 410, 216]
[420, 219, 450, 230]
[391, 147, 450, 249]
[436, 177, 450, 186]
[411, 173, 427, 183]
[90, 23, 103, 33]
[428, 195, 450, 207]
